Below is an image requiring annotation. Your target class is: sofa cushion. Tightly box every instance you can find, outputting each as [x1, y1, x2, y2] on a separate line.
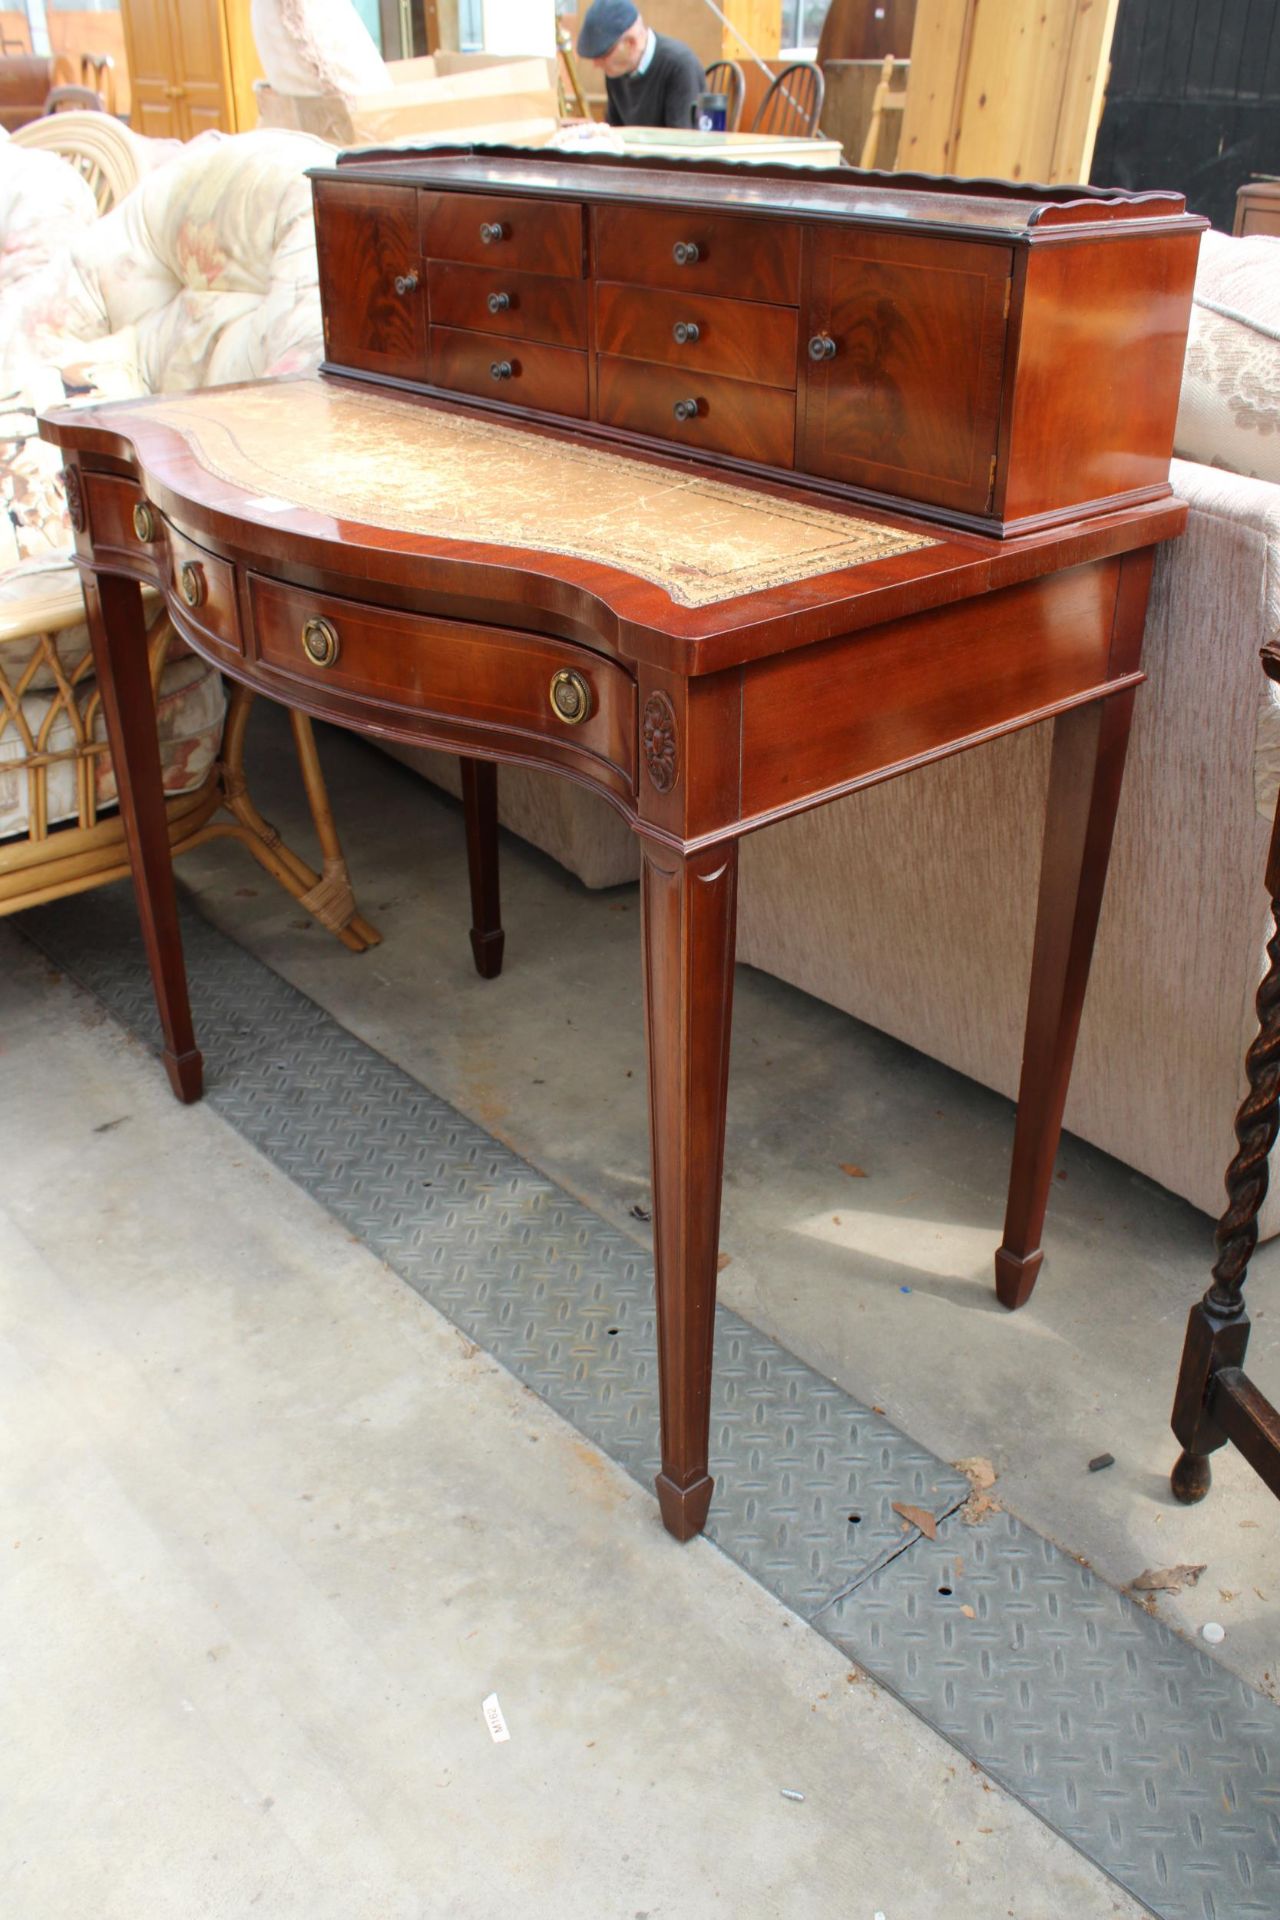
[250, 0, 389, 101]
[1175, 230, 1280, 484]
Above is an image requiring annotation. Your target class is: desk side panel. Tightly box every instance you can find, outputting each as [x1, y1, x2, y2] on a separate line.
[739, 558, 1126, 820]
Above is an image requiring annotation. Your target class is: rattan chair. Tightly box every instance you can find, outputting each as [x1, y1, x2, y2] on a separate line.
[751, 61, 825, 139]
[11, 108, 141, 213]
[703, 59, 745, 132]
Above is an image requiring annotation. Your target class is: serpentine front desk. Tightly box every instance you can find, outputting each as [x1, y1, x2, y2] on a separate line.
[40, 150, 1202, 1541]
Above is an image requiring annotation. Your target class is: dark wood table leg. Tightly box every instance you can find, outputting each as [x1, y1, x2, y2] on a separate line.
[84, 571, 203, 1104]
[995, 690, 1136, 1308]
[460, 758, 504, 979]
[1170, 804, 1280, 1503]
[640, 837, 739, 1541]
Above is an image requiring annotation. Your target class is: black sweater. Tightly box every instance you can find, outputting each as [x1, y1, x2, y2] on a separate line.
[605, 33, 706, 130]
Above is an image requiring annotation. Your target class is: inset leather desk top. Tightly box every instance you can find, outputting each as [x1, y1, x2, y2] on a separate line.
[135, 379, 934, 608]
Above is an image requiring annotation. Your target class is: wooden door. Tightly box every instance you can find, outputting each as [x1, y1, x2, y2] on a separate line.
[314, 182, 427, 382]
[798, 226, 1011, 517]
[121, 0, 183, 137]
[168, 0, 229, 134]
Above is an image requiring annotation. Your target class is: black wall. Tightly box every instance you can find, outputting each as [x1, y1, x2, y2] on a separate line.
[1092, 0, 1280, 231]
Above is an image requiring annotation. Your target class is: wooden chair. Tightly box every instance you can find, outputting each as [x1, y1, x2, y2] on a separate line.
[751, 61, 824, 139]
[12, 109, 141, 214]
[859, 53, 909, 169]
[703, 59, 745, 132]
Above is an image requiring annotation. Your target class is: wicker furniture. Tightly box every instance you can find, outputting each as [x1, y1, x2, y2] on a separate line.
[11, 108, 146, 213]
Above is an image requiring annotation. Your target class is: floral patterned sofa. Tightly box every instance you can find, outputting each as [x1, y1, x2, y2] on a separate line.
[0, 126, 374, 945]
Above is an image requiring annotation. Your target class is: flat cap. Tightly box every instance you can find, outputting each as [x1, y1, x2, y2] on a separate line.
[576, 0, 639, 59]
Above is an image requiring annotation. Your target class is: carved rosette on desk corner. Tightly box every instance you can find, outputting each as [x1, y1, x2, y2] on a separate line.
[62, 464, 85, 534]
[642, 690, 679, 794]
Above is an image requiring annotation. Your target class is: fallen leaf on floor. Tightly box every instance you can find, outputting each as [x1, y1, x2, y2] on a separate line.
[1130, 1564, 1207, 1595]
[839, 1163, 868, 1178]
[717, 1253, 732, 1271]
[960, 1604, 976, 1618]
[1240, 1519, 1259, 1528]
[892, 1502, 938, 1540]
[1219, 1589, 1238, 1602]
[832, 1215, 841, 1225]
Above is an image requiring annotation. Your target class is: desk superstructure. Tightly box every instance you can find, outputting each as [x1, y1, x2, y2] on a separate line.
[42, 152, 1203, 1541]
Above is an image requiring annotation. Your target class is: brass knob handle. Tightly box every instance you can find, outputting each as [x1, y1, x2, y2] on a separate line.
[479, 221, 508, 244]
[672, 241, 701, 266]
[672, 321, 700, 345]
[301, 616, 340, 668]
[672, 398, 700, 423]
[178, 560, 204, 608]
[132, 501, 157, 543]
[487, 290, 512, 313]
[808, 333, 837, 362]
[549, 667, 591, 726]
[490, 360, 514, 381]
[394, 270, 419, 296]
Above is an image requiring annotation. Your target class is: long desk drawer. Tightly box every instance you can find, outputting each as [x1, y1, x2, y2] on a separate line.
[592, 204, 801, 304]
[431, 325, 589, 418]
[597, 355, 796, 468]
[427, 262, 589, 348]
[595, 282, 799, 388]
[248, 573, 636, 784]
[420, 189, 585, 278]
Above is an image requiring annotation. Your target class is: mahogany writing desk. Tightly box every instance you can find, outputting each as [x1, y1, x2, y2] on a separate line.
[41, 151, 1203, 1542]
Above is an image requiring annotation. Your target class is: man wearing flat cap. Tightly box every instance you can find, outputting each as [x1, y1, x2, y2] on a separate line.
[576, 1, 706, 130]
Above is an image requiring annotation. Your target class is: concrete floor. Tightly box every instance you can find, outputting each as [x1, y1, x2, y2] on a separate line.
[3, 702, 1277, 1916]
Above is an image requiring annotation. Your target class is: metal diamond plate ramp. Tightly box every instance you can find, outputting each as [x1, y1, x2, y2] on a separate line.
[21, 882, 1280, 1919]
[823, 1509, 1280, 1919]
[19, 885, 968, 1614]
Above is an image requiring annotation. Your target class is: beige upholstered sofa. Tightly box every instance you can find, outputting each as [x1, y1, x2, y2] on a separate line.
[395, 228, 1280, 1233]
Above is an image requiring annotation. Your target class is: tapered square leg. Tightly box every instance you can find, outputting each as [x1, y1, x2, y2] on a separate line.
[640, 838, 738, 1542]
[84, 571, 202, 1103]
[996, 691, 1136, 1308]
[461, 758, 504, 979]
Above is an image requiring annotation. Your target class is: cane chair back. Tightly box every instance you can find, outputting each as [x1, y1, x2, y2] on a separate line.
[12, 109, 141, 212]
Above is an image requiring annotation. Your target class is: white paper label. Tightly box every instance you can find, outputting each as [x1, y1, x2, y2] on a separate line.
[482, 1692, 511, 1743]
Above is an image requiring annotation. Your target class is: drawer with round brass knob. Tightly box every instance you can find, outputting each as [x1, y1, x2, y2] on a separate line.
[132, 500, 158, 543]
[165, 526, 242, 654]
[248, 571, 635, 796]
[426, 262, 588, 348]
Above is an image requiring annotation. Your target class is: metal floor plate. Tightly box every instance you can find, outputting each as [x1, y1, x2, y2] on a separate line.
[20, 883, 1280, 1920]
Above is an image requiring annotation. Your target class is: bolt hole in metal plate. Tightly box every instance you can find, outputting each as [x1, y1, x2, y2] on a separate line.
[18, 881, 1280, 1920]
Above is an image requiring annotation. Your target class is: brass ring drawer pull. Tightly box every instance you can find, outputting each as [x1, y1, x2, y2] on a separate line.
[132, 501, 157, 543]
[301, 616, 340, 668]
[549, 667, 591, 726]
[178, 560, 205, 608]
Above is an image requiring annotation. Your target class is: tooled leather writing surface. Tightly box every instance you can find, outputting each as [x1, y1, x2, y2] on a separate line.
[137, 379, 936, 609]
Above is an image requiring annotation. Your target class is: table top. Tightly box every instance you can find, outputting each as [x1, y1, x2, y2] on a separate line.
[43, 373, 1187, 677]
